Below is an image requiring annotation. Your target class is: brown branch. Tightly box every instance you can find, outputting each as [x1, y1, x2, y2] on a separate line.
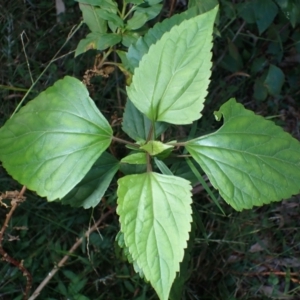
[28, 206, 116, 300]
[0, 186, 32, 300]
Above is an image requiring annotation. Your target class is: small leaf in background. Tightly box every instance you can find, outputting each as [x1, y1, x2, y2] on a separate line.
[186, 98, 300, 211]
[127, 8, 197, 70]
[126, 12, 149, 30]
[61, 152, 119, 208]
[188, 0, 218, 14]
[238, 0, 278, 34]
[127, 7, 218, 124]
[264, 64, 285, 96]
[122, 99, 168, 141]
[77, 0, 118, 13]
[135, 4, 163, 21]
[140, 141, 173, 156]
[254, 78, 268, 101]
[79, 3, 107, 33]
[120, 152, 147, 164]
[0, 76, 113, 201]
[117, 172, 192, 300]
[274, 0, 300, 27]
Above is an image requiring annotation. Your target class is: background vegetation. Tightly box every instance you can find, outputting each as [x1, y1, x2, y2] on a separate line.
[1, 0, 300, 299]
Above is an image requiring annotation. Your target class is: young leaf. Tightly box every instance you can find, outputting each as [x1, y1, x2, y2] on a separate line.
[117, 172, 192, 300]
[140, 141, 173, 156]
[61, 152, 119, 208]
[122, 99, 168, 141]
[121, 152, 147, 164]
[127, 7, 197, 70]
[127, 7, 218, 125]
[79, 3, 107, 33]
[75, 32, 122, 56]
[0, 76, 113, 201]
[186, 98, 300, 211]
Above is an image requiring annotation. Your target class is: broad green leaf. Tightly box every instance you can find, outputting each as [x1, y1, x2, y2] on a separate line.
[0, 76, 113, 201]
[79, 3, 107, 33]
[186, 98, 300, 211]
[264, 64, 285, 96]
[126, 12, 148, 30]
[117, 172, 192, 300]
[121, 152, 147, 164]
[61, 152, 119, 208]
[141, 141, 173, 156]
[127, 7, 218, 124]
[122, 99, 168, 141]
[75, 33, 121, 56]
[127, 7, 197, 70]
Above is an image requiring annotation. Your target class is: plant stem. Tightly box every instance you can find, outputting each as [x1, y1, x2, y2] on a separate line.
[112, 136, 139, 148]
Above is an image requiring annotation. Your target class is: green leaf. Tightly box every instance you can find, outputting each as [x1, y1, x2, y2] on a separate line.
[186, 98, 300, 211]
[121, 152, 147, 164]
[117, 172, 192, 300]
[127, 7, 218, 124]
[79, 3, 107, 33]
[121, 31, 140, 47]
[188, 0, 219, 14]
[97, 9, 124, 27]
[238, 0, 278, 34]
[126, 12, 149, 30]
[264, 64, 285, 96]
[274, 0, 300, 27]
[75, 35, 97, 57]
[75, 33, 121, 56]
[141, 141, 173, 156]
[122, 99, 168, 141]
[77, 0, 118, 13]
[127, 8, 197, 70]
[135, 4, 163, 20]
[0, 76, 113, 201]
[154, 157, 173, 175]
[61, 152, 119, 208]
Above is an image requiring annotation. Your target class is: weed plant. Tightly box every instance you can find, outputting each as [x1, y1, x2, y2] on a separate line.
[1, 1, 300, 299]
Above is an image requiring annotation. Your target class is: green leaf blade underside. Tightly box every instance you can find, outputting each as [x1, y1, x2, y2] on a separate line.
[127, 7, 218, 125]
[186, 98, 300, 211]
[117, 172, 192, 300]
[0, 76, 113, 201]
[61, 152, 119, 208]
